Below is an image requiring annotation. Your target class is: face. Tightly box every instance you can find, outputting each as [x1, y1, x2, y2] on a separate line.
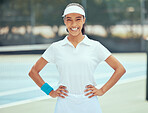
[64, 13, 85, 37]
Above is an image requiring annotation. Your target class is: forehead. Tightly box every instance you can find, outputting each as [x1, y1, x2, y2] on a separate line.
[65, 13, 83, 18]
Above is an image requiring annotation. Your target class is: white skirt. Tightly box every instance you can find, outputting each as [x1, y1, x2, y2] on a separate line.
[54, 93, 102, 113]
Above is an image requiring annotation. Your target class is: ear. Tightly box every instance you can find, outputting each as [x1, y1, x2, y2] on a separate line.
[63, 17, 66, 25]
[83, 17, 86, 24]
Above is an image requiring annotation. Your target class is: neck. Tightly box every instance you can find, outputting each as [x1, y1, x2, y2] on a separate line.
[68, 33, 84, 43]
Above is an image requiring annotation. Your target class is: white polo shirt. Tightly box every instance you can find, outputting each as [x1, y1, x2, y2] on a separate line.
[42, 35, 111, 95]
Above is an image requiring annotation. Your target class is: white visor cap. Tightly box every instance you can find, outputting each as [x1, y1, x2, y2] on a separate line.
[62, 5, 85, 17]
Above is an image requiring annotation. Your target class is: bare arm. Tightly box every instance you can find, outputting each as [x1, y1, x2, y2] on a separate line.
[101, 55, 126, 94]
[28, 57, 68, 98]
[85, 55, 126, 98]
[28, 57, 48, 88]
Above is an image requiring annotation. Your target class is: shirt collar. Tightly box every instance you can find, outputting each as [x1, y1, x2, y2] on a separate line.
[61, 35, 91, 46]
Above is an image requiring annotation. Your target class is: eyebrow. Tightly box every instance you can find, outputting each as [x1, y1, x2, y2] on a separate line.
[65, 16, 83, 19]
[76, 16, 82, 18]
[66, 17, 71, 19]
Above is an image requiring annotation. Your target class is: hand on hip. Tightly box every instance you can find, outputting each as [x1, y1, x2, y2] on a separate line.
[84, 84, 104, 98]
[49, 85, 69, 98]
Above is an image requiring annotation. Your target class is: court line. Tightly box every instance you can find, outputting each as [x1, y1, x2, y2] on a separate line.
[0, 87, 39, 97]
[117, 75, 146, 85]
[124, 67, 146, 74]
[0, 95, 53, 109]
[95, 66, 145, 79]
[96, 75, 146, 88]
[0, 66, 145, 97]
[0, 81, 58, 97]
[0, 65, 146, 108]
[0, 76, 146, 109]
[0, 44, 50, 52]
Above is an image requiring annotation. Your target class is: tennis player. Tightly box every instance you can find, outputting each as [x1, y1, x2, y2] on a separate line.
[29, 3, 126, 113]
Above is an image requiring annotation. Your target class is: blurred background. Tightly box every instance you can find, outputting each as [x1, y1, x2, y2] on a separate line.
[0, 0, 148, 53]
[0, 0, 148, 113]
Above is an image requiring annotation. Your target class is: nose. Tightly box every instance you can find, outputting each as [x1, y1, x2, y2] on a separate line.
[71, 20, 77, 27]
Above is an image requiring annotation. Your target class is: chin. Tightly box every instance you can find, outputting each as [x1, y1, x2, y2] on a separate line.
[69, 32, 81, 37]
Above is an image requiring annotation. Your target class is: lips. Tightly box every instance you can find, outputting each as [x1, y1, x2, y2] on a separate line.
[70, 27, 79, 31]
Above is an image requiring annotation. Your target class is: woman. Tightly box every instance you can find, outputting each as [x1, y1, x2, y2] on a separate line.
[29, 3, 126, 113]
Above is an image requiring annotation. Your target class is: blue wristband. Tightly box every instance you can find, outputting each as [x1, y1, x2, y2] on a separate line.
[41, 83, 53, 95]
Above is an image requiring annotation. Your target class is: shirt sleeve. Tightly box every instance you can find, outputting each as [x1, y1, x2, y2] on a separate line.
[95, 41, 111, 63]
[42, 43, 55, 63]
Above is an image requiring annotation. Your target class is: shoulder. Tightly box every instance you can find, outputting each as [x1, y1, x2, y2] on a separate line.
[49, 37, 65, 47]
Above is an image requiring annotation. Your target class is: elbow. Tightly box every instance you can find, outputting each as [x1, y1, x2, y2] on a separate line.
[115, 65, 126, 75]
[122, 66, 126, 74]
[28, 70, 32, 77]
[28, 68, 33, 77]
[120, 65, 126, 75]
[28, 66, 37, 77]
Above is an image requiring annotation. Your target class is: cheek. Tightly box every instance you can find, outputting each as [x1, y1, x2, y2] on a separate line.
[64, 20, 70, 27]
[65, 23, 71, 29]
[79, 23, 84, 29]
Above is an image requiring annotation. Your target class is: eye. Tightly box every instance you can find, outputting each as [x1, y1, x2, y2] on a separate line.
[76, 18, 82, 21]
[66, 19, 72, 21]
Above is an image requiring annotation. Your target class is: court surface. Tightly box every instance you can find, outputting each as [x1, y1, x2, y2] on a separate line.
[0, 53, 147, 113]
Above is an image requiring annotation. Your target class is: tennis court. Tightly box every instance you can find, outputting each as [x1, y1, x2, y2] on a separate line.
[0, 53, 147, 113]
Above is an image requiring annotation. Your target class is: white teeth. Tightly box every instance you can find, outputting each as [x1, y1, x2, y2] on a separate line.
[71, 28, 78, 31]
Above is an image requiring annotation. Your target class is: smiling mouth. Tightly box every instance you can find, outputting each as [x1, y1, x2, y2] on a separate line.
[70, 27, 79, 31]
